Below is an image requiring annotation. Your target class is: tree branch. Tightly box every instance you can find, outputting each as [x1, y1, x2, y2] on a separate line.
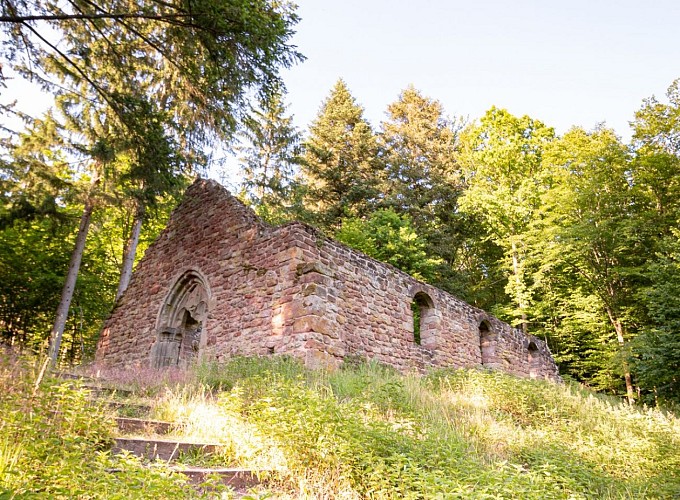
[78, 0, 196, 86]
[0, 13, 191, 23]
[19, 20, 121, 118]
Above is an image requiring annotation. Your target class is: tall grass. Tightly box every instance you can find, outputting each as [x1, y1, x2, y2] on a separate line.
[6, 352, 679, 498]
[139, 357, 680, 498]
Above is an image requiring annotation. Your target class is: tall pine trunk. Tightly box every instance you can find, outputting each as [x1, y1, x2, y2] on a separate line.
[49, 186, 97, 365]
[115, 201, 145, 301]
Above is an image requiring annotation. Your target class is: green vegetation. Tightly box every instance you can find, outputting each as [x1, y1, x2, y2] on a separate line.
[4, 2, 679, 495]
[33, 356, 674, 499]
[198, 358, 680, 498]
[0, 355, 194, 498]
[2, 1, 680, 408]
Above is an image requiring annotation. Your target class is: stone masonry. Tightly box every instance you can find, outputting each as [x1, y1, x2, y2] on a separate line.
[96, 179, 560, 380]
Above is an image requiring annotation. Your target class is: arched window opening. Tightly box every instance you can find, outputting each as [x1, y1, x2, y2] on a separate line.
[411, 292, 435, 347]
[153, 271, 209, 368]
[528, 341, 539, 379]
[479, 320, 494, 366]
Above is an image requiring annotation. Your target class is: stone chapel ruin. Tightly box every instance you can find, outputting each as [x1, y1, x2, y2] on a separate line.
[96, 179, 560, 380]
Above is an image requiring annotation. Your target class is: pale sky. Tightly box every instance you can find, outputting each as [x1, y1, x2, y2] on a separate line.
[281, 0, 680, 141]
[2, 1, 679, 187]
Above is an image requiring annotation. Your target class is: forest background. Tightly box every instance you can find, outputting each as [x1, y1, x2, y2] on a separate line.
[1, 0, 680, 408]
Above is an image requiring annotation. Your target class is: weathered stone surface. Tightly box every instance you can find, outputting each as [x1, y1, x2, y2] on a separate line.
[96, 179, 560, 381]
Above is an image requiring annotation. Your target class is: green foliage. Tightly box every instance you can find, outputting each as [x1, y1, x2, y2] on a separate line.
[381, 86, 462, 231]
[526, 126, 637, 395]
[0, 210, 117, 359]
[0, 114, 71, 228]
[379, 87, 470, 294]
[335, 209, 441, 281]
[633, 232, 680, 404]
[0, 186, 176, 362]
[237, 87, 302, 211]
[182, 357, 680, 498]
[3, 0, 303, 148]
[0, 354, 195, 498]
[458, 107, 555, 328]
[301, 79, 382, 230]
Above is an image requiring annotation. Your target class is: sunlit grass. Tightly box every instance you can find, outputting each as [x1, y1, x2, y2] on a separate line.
[106, 357, 679, 498]
[7, 352, 678, 498]
[0, 354, 204, 498]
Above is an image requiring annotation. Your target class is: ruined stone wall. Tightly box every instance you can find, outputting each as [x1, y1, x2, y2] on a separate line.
[276, 224, 558, 379]
[97, 179, 559, 381]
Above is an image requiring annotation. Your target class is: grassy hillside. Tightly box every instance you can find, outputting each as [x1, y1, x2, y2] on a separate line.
[2, 354, 679, 498]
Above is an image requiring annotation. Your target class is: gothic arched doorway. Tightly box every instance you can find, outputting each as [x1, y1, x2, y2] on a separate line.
[151, 270, 210, 368]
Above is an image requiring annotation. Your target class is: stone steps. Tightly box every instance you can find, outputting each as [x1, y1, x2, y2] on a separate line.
[53, 370, 136, 398]
[171, 466, 264, 489]
[100, 400, 152, 417]
[115, 416, 176, 435]
[82, 383, 133, 398]
[110, 415, 270, 492]
[112, 436, 220, 461]
[52, 370, 93, 382]
[83, 379, 270, 494]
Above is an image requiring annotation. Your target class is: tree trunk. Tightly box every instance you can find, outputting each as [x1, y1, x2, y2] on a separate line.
[605, 305, 635, 404]
[511, 239, 528, 334]
[49, 194, 96, 365]
[115, 201, 145, 301]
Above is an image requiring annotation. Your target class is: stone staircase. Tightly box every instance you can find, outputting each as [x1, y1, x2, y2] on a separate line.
[55, 371, 268, 496]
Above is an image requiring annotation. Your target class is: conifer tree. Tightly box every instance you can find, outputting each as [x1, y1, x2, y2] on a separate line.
[301, 79, 381, 230]
[379, 86, 465, 292]
[381, 86, 461, 227]
[237, 87, 302, 217]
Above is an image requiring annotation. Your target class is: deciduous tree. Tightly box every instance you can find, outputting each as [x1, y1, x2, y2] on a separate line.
[458, 107, 554, 332]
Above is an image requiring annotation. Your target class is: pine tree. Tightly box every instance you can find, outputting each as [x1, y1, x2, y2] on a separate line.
[379, 86, 465, 293]
[381, 86, 461, 228]
[237, 87, 302, 218]
[301, 79, 381, 231]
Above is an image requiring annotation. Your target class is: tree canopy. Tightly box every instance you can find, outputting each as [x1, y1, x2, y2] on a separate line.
[2, 10, 680, 407]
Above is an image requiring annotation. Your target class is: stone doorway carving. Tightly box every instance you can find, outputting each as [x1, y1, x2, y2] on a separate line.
[151, 270, 210, 368]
